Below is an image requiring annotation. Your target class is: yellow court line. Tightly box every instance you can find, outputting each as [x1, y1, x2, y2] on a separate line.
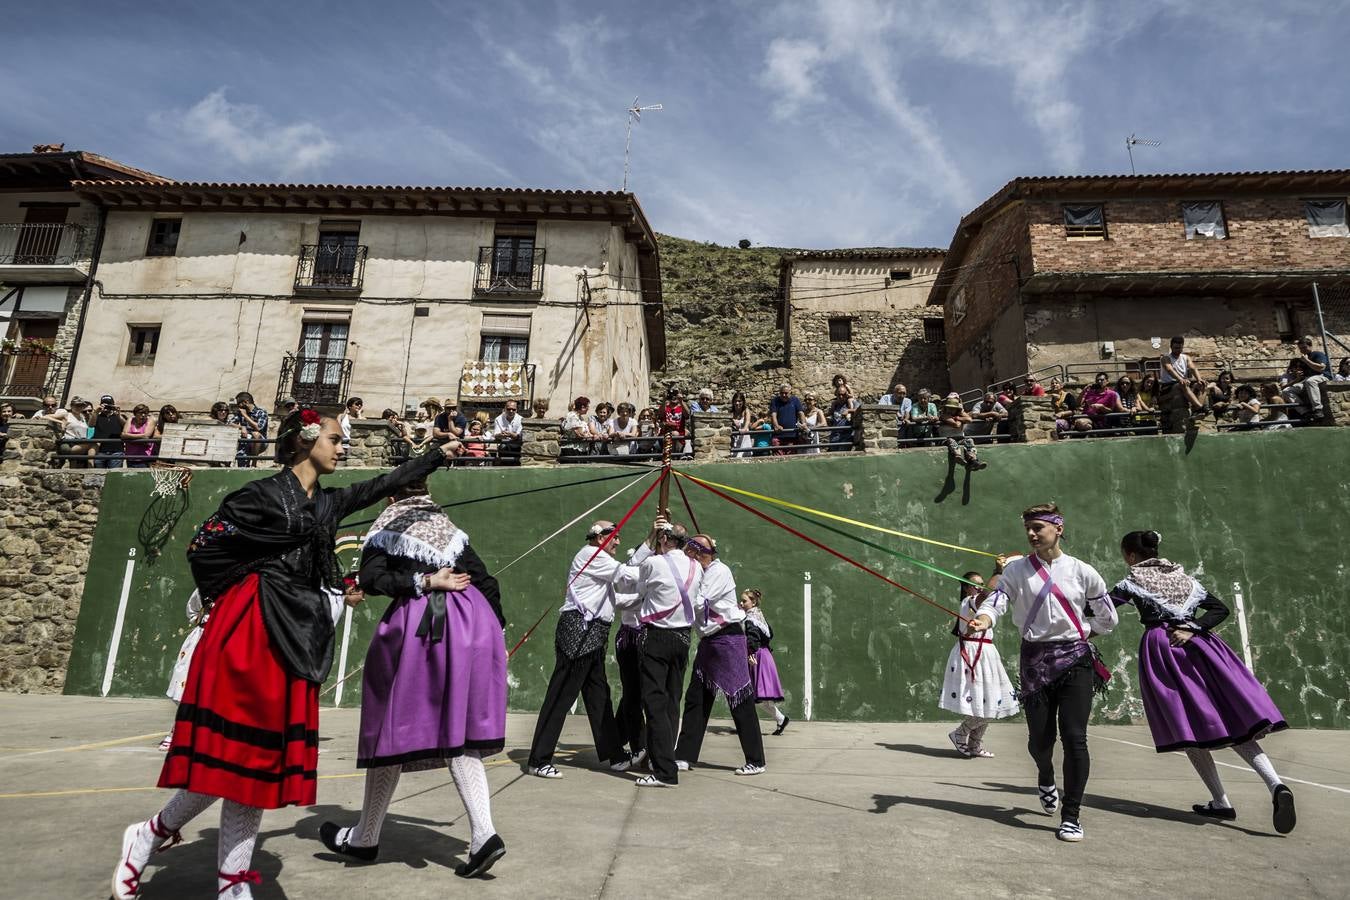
[676, 471, 998, 558]
[1, 754, 548, 799]
[0, 732, 169, 761]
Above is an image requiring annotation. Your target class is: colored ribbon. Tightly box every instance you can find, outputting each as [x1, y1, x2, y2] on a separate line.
[508, 468, 667, 658]
[675, 472, 998, 559]
[675, 471, 967, 623]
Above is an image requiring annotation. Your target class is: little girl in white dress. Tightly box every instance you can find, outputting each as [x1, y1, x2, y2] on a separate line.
[939, 565, 1019, 757]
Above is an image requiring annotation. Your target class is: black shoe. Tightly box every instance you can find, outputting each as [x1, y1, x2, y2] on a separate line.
[1272, 785, 1297, 834]
[455, 834, 506, 878]
[773, 716, 790, 736]
[319, 821, 379, 862]
[966, 459, 988, 471]
[1191, 802, 1237, 821]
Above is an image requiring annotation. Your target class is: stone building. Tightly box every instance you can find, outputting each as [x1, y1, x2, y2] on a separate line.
[0, 147, 167, 408]
[779, 248, 949, 398]
[65, 181, 664, 416]
[929, 170, 1350, 390]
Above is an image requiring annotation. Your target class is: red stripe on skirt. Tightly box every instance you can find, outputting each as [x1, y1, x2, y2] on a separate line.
[158, 573, 320, 809]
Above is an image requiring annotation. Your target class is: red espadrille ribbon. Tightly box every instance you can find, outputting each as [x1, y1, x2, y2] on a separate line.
[149, 815, 182, 853]
[218, 869, 262, 893]
[118, 863, 143, 898]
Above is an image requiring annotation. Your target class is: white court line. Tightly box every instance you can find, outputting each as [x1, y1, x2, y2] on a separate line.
[1094, 733, 1350, 796]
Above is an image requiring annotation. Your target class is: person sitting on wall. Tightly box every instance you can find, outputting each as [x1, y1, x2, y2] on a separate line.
[768, 383, 803, 454]
[938, 393, 986, 470]
[1282, 338, 1331, 422]
[1159, 336, 1207, 431]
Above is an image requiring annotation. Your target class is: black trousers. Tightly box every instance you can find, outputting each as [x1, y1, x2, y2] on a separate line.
[674, 679, 765, 768]
[1023, 653, 1094, 822]
[638, 627, 691, 784]
[527, 646, 622, 768]
[615, 633, 645, 754]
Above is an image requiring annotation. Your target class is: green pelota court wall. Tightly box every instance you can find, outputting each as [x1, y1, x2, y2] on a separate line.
[64, 429, 1350, 728]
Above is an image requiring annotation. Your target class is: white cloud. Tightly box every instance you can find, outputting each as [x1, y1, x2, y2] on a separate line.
[151, 89, 338, 179]
[761, 38, 826, 117]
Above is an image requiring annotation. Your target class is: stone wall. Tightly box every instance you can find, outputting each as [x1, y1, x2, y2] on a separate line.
[788, 308, 950, 399]
[0, 459, 104, 692]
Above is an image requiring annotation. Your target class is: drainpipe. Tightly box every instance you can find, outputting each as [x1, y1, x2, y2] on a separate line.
[60, 205, 107, 407]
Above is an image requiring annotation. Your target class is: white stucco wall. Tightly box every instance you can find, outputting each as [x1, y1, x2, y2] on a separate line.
[70, 211, 657, 414]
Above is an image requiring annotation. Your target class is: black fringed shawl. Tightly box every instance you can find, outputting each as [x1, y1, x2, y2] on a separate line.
[187, 451, 445, 683]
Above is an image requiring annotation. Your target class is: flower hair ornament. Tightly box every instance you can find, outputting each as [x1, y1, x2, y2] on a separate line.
[298, 408, 323, 442]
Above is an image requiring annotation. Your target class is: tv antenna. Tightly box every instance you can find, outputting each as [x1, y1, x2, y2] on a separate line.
[623, 96, 663, 191]
[1125, 134, 1161, 175]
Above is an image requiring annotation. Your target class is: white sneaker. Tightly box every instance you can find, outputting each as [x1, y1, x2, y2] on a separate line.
[528, 764, 562, 779]
[948, 729, 973, 758]
[1056, 820, 1084, 842]
[735, 763, 765, 776]
[632, 748, 648, 767]
[610, 754, 634, 772]
[1038, 784, 1059, 816]
[634, 774, 674, 788]
[675, 760, 690, 771]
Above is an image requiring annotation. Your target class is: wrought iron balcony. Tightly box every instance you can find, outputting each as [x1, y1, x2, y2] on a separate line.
[294, 243, 367, 292]
[474, 246, 545, 296]
[0, 223, 90, 271]
[0, 346, 64, 400]
[277, 353, 353, 408]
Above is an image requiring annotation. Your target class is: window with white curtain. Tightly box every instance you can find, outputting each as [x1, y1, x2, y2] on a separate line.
[1182, 201, 1227, 239]
[478, 313, 531, 362]
[1305, 199, 1349, 238]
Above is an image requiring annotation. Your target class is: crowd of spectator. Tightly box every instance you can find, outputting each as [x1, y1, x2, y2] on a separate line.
[8, 335, 1346, 470]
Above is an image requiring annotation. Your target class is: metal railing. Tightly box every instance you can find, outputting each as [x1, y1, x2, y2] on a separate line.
[0, 347, 64, 399]
[276, 354, 353, 407]
[474, 246, 545, 295]
[0, 222, 89, 266]
[294, 243, 367, 291]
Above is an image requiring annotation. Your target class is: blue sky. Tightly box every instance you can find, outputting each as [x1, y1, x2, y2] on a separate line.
[5, 0, 1348, 248]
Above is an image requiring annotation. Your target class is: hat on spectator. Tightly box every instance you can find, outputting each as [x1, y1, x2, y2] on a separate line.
[421, 397, 442, 410]
[100, 394, 115, 405]
[279, 395, 297, 407]
[942, 392, 963, 410]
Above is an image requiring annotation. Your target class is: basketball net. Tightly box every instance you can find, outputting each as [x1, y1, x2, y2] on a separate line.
[150, 462, 193, 498]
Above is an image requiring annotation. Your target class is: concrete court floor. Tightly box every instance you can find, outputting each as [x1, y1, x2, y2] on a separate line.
[0, 695, 1346, 900]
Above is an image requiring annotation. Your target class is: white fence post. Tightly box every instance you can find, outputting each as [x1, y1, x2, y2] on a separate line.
[803, 571, 813, 722]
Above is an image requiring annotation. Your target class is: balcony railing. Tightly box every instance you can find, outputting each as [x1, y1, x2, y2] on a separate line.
[474, 246, 545, 295]
[294, 243, 367, 292]
[277, 353, 353, 408]
[0, 347, 63, 399]
[0, 223, 90, 266]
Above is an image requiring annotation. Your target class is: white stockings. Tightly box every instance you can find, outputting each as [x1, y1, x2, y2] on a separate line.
[450, 755, 496, 854]
[217, 800, 264, 899]
[1233, 740, 1283, 793]
[1184, 739, 1284, 809]
[340, 765, 402, 848]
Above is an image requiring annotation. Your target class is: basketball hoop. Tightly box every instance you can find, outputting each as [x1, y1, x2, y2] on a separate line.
[150, 462, 194, 498]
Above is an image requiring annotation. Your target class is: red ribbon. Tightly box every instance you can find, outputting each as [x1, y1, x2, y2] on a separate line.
[507, 468, 666, 658]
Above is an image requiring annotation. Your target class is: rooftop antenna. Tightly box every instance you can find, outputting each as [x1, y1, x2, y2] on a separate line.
[623, 96, 663, 191]
[1125, 134, 1161, 175]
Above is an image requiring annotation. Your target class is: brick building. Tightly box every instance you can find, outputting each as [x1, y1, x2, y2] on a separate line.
[928, 170, 1350, 390]
[779, 248, 949, 399]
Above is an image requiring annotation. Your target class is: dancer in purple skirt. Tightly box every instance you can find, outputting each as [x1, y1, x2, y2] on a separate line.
[741, 589, 789, 735]
[1111, 530, 1295, 834]
[673, 535, 767, 776]
[319, 478, 508, 877]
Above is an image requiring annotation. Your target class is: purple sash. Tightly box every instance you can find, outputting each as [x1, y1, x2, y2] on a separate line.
[642, 554, 696, 625]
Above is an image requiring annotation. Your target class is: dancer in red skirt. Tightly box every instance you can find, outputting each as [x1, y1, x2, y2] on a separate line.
[110, 409, 460, 900]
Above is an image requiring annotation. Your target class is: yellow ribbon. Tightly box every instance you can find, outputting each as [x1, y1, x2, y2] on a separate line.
[675, 471, 998, 559]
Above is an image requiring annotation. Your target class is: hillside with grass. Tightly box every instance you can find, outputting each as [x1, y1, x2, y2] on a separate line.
[649, 234, 797, 408]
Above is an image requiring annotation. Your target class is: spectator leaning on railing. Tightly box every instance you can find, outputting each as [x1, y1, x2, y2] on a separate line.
[231, 391, 269, 467]
[827, 385, 856, 451]
[800, 391, 826, 454]
[561, 396, 592, 458]
[729, 392, 753, 457]
[906, 388, 939, 441]
[433, 398, 467, 442]
[91, 395, 126, 469]
[967, 391, 1007, 437]
[490, 400, 525, 465]
[121, 404, 157, 468]
[769, 383, 803, 453]
[608, 402, 639, 456]
[32, 395, 59, 419]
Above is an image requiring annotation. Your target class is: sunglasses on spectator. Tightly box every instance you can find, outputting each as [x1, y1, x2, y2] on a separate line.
[43, 401, 57, 407]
